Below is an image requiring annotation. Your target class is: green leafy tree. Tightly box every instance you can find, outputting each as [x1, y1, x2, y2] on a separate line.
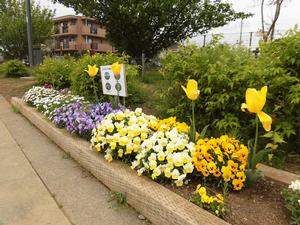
[53, 0, 249, 60]
[0, 0, 54, 59]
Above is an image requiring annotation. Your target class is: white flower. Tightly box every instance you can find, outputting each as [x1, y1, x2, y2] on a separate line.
[171, 169, 180, 179]
[289, 180, 300, 192]
[183, 162, 194, 174]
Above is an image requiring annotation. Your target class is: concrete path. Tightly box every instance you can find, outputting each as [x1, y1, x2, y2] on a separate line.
[0, 117, 71, 225]
[0, 96, 147, 225]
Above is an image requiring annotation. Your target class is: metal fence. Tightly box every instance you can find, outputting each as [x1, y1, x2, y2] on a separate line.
[192, 29, 289, 51]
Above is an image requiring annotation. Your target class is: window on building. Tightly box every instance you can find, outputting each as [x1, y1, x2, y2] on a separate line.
[69, 36, 76, 42]
[62, 22, 68, 33]
[70, 20, 76, 25]
[85, 20, 92, 27]
[85, 36, 92, 43]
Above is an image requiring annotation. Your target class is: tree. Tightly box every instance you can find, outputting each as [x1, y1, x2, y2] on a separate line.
[54, 0, 248, 61]
[260, 0, 286, 41]
[0, 0, 54, 59]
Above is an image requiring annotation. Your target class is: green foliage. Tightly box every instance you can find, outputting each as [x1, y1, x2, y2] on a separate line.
[108, 191, 127, 207]
[34, 57, 75, 89]
[70, 53, 140, 104]
[0, 0, 54, 59]
[141, 70, 164, 84]
[282, 186, 300, 225]
[54, 0, 249, 59]
[160, 32, 300, 154]
[3, 59, 29, 77]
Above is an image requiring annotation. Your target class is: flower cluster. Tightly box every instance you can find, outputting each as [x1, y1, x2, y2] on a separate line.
[193, 135, 248, 190]
[35, 94, 85, 120]
[23, 86, 85, 120]
[282, 180, 300, 224]
[289, 180, 300, 192]
[149, 116, 190, 134]
[23, 86, 59, 106]
[91, 108, 157, 162]
[53, 102, 124, 138]
[131, 128, 195, 186]
[192, 185, 225, 217]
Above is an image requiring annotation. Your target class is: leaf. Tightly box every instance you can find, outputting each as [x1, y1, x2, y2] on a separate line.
[200, 124, 210, 139]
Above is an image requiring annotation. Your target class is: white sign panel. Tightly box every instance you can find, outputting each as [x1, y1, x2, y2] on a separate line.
[100, 64, 127, 97]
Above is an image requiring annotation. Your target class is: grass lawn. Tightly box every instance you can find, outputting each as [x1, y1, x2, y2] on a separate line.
[137, 69, 168, 116]
[0, 78, 36, 101]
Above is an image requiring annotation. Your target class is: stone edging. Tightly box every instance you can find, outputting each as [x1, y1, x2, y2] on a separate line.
[257, 163, 300, 185]
[11, 97, 229, 225]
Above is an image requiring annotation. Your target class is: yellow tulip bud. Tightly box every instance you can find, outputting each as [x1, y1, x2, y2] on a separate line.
[85, 64, 99, 77]
[181, 79, 200, 101]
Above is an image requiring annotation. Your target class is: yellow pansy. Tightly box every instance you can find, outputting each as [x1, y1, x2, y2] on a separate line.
[181, 79, 200, 101]
[111, 62, 122, 76]
[241, 86, 272, 131]
[85, 64, 99, 77]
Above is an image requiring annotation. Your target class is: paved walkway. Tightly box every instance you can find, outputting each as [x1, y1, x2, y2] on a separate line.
[0, 96, 146, 225]
[0, 116, 71, 225]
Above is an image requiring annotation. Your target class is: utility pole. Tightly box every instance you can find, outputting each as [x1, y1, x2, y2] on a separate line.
[203, 35, 206, 47]
[239, 18, 244, 45]
[25, 0, 34, 66]
[249, 32, 253, 50]
[141, 52, 145, 77]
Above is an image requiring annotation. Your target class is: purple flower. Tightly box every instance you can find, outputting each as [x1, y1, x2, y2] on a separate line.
[53, 102, 125, 139]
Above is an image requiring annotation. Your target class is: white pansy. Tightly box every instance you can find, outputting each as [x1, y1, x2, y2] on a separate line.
[289, 180, 300, 192]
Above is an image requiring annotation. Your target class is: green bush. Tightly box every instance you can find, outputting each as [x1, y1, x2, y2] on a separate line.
[70, 53, 140, 105]
[4, 59, 29, 77]
[160, 32, 300, 154]
[34, 57, 75, 89]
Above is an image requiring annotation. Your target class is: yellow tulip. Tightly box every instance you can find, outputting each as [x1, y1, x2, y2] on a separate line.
[181, 79, 200, 101]
[241, 86, 272, 131]
[111, 62, 122, 76]
[85, 64, 99, 77]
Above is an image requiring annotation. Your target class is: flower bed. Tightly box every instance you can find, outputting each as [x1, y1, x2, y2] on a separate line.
[16, 85, 296, 225]
[11, 97, 229, 225]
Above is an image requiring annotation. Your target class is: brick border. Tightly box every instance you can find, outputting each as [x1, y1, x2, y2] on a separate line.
[11, 97, 229, 225]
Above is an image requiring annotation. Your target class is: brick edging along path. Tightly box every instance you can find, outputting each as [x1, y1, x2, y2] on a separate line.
[11, 97, 230, 225]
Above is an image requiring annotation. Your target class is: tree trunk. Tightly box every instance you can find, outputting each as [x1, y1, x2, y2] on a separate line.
[261, 0, 267, 42]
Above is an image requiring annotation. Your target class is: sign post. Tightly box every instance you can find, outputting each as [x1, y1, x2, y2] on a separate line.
[100, 64, 127, 107]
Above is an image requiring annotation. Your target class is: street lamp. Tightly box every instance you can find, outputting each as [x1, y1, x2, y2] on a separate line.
[25, 0, 33, 66]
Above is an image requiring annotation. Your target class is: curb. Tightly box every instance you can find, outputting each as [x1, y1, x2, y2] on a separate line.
[11, 97, 230, 225]
[257, 163, 300, 185]
[20, 76, 35, 81]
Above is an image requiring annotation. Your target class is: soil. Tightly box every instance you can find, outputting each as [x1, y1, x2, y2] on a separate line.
[285, 156, 300, 175]
[164, 177, 291, 225]
[0, 78, 36, 101]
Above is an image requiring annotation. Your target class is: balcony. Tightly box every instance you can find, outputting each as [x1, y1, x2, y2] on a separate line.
[52, 42, 77, 51]
[82, 26, 106, 38]
[62, 26, 68, 33]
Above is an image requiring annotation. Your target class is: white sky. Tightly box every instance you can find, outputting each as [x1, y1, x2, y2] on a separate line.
[38, 0, 300, 33]
[38, 0, 300, 47]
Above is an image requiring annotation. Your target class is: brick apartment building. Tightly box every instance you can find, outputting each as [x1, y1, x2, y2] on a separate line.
[52, 15, 114, 54]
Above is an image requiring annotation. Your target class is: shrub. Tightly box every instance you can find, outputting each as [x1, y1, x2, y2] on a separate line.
[70, 53, 140, 104]
[4, 59, 29, 77]
[34, 57, 75, 89]
[160, 32, 300, 154]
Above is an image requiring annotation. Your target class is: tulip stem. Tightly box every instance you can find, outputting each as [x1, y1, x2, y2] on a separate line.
[252, 116, 259, 168]
[191, 101, 196, 142]
[92, 79, 99, 103]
